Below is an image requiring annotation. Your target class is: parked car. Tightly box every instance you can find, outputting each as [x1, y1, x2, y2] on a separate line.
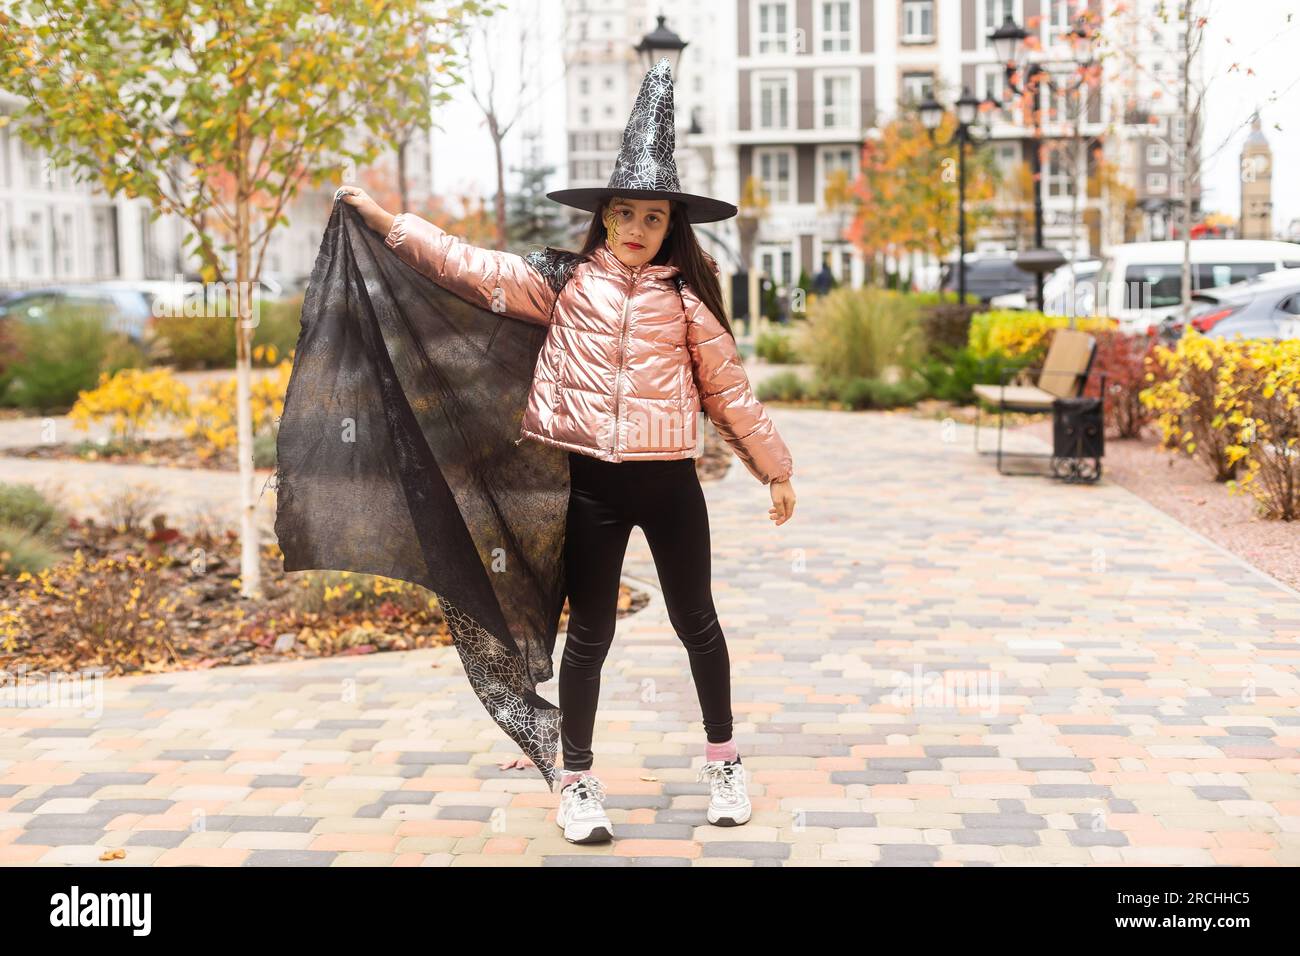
[1041, 259, 1103, 317]
[1095, 239, 1300, 333]
[0, 284, 162, 344]
[1153, 268, 1300, 344]
[939, 253, 1038, 304]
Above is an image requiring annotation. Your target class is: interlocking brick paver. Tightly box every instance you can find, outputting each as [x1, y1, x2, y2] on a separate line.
[2, 408, 1298, 865]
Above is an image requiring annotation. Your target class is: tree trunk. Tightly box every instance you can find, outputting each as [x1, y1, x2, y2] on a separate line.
[235, 117, 261, 599]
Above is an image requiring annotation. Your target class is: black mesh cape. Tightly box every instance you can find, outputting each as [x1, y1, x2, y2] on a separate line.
[273, 200, 576, 791]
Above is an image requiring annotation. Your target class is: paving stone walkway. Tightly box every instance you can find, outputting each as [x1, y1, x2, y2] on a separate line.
[2, 406, 1299, 866]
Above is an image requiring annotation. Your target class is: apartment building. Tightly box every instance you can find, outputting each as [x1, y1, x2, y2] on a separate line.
[0, 91, 186, 287]
[1100, 0, 1204, 243]
[563, 1, 1125, 293]
[0, 85, 430, 291]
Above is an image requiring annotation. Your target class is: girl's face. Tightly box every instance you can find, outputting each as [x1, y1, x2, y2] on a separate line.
[603, 197, 671, 269]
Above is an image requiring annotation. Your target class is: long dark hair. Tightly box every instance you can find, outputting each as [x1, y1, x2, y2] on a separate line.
[576, 195, 734, 340]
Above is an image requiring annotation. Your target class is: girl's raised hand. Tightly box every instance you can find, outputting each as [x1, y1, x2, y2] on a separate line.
[335, 185, 395, 237]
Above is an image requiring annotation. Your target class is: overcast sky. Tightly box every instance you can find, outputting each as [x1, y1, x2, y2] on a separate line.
[1199, 0, 1300, 231]
[430, 0, 1300, 238]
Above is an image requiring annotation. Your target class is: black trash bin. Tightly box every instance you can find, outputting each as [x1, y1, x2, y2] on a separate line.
[1051, 396, 1103, 483]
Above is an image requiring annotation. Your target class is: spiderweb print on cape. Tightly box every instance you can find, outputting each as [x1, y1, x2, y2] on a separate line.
[273, 200, 571, 791]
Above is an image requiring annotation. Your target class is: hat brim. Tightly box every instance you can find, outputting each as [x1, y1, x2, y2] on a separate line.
[546, 187, 738, 224]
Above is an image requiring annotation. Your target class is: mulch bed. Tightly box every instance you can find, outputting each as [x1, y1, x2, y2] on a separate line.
[3, 436, 243, 470]
[1, 517, 647, 678]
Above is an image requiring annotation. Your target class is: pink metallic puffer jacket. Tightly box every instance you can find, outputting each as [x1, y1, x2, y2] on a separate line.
[384, 212, 794, 485]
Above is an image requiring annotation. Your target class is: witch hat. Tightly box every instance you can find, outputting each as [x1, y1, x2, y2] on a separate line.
[547, 57, 738, 224]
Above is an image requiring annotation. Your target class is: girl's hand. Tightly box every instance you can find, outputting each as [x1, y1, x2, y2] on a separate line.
[335, 185, 395, 237]
[768, 478, 795, 525]
[498, 754, 535, 771]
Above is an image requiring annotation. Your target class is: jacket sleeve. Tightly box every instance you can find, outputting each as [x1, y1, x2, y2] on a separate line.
[685, 288, 794, 485]
[383, 212, 556, 325]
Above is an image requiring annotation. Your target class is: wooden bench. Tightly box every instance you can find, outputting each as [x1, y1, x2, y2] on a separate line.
[972, 328, 1104, 480]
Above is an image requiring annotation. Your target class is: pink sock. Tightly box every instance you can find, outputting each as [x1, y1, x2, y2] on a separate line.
[706, 739, 738, 762]
[560, 769, 589, 788]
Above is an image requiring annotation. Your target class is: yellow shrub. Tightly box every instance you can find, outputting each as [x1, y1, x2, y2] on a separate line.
[182, 358, 293, 458]
[68, 368, 191, 444]
[1141, 331, 1300, 517]
[969, 310, 1115, 362]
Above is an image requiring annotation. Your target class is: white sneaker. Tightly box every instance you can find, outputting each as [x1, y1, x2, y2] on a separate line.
[555, 773, 613, 843]
[698, 758, 751, 826]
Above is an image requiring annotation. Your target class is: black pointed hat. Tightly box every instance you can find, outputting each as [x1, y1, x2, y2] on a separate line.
[547, 57, 738, 224]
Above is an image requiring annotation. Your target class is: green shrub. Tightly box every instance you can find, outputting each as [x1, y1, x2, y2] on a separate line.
[0, 523, 59, 576]
[2, 304, 144, 411]
[152, 312, 236, 369]
[909, 344, 1033, 404]
[253, 429, 278, 469]
[833, 375, 929, 409]
[151, 293, 301, 370]
[0, 482, 63, 540]
[803, 372, 928, 409]
[802, 286, 926, 382]
[755, 327, 800, 364]
[756, 370, 806, 401]
[253, 295, 304, 364]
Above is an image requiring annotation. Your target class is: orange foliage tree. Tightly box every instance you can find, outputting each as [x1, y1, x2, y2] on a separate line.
[848, 111, 1000, 288]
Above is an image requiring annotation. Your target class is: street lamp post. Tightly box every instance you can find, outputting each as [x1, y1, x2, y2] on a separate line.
[989, 15, 1098, 310]
[634, 14, 688, 74]
[918, 87, 992, 303]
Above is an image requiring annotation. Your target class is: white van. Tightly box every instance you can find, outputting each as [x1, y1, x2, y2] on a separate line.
[1094, 240, 1300, 333]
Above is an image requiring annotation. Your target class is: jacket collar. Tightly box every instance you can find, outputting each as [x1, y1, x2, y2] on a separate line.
[590, 242, 680, 280]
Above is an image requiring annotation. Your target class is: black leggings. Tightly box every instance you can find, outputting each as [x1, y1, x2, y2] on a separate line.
[560, 450, 734, 771]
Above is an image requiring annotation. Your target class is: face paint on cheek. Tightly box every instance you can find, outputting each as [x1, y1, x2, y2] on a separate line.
[604, 211, 620, 246]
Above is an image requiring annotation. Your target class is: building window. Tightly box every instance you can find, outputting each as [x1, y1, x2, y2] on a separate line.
[1146, 142, 1168, 165]
[1038, 71, 1079, 122]
[1171, 173, 1185, 197]
[819, 73, 853, 128]
[578, 77, 589, 95]
[981, 0, 1020, 50]
[901, 0, 934, 43]
[1172, 144, 1186, 165]
[756, 148, 793, 204]
[22, 138, 44, 189]
[1171, 116, 1187, 143]
[900, 72, 934, 107]
[1045, 0, 1072, 47]
[1046, 147, 1075, 198]
[580, 106, 590, 125]
[819, 0, 852, 51]
[758, 76, 791, 129]
[819, 145, 858, 202]
[758, 244, 794, 286]
[757, 1, 791, 54]
[978, 64, 1009, 117]
[1147, 172, 1168, 193]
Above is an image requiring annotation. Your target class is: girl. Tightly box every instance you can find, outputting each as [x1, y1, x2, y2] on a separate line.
[336, 58, 796, 844]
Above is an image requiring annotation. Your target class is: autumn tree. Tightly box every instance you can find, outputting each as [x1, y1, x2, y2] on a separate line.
[849, 109, 1000, 289]
[0, 0, 494, 598]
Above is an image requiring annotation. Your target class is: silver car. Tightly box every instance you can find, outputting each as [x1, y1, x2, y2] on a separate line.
[1155, 269, 1300, 343]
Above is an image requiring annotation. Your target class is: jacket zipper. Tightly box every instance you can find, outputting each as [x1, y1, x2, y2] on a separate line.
[611, 263, 642, 456]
